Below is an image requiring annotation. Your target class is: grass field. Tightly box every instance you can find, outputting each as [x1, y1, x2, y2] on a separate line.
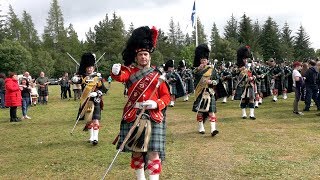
[0, 82, 319, 180]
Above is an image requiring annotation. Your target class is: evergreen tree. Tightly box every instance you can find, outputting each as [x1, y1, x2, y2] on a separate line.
[224, 14, 237, 40]
[251, 20, 262, 59]
[20, 10, 40, 51]
[260, 17, 280, 61]
[185, 33, 192, 46]
[176, 22, 184, 46]
[42, 0, 67, 50]
[5, 5, 22, 41]
[192, 17, 207, 45]
[168, 17, 176, 45]
[84, 27, 95, 51]
[238, 13, 253, 46]
[294, 25, 314, 60]
[0, 4, 6, 42]
[215, 39, 236, 63]
[210, 22, 220, 59]
[280, 22, 294, 61]
[127, 22, 135, 38]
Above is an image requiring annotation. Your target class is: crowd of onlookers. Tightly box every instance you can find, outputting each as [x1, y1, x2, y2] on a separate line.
[0, 71, 84, 122]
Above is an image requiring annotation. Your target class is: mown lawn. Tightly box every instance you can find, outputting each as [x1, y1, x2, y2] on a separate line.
[0, 82, 319, 179]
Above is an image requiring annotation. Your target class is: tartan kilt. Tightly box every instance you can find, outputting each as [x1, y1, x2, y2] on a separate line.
[256, 79, 266, 93]
[117, 110, 167, 161]
[38, 88, 48, 96]
[234, 86, 244, 100]
[169, 83, 177, 95]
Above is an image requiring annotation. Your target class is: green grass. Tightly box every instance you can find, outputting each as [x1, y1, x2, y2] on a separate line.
[0, 82, 319, 179]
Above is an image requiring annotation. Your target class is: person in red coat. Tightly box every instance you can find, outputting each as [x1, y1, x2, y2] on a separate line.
[5, 72, 22, 122]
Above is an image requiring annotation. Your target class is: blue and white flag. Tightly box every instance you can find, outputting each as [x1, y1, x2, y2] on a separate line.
[191, 1, 196, 27]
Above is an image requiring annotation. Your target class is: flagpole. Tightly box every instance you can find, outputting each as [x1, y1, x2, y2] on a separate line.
[195, 0, 198, 47]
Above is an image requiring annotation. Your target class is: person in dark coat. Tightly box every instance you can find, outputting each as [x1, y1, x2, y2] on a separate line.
[5, 72, 22, 122]
[303, 60, 320, 111]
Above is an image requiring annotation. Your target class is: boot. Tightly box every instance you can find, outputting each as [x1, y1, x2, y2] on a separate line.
[198, 121, 205, 134]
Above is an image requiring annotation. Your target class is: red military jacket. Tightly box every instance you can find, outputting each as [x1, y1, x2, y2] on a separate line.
[111, 65, 170, 123]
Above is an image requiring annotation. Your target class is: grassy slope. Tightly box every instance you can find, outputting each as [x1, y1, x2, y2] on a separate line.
[0, 82, 319, 180]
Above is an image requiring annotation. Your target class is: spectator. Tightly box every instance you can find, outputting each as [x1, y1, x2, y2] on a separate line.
[5, 72, 22, 122]
[20, 78, 32, 119]
[303, 60, 320, 111]
[59, 73, 69, 99]
[71, 74, 82, 101]
[23, 71, 33, 83]
[107, 75, 112, 88]
[292, 61, 304, 115]
[35, 71, 50, 104]
[0, 73, 6, 108]
[30, 82, 39, 106]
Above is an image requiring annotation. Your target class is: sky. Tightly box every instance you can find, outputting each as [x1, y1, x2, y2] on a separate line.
[1, 0, 319, 49]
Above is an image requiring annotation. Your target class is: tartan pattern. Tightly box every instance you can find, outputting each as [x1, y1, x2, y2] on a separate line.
[38, 87, 48, 96]
[192, 88, 216, 113]
[117, 109, 167, 161]
[130, 156, 144, 169]
[126, 68, 154, 89]
[147, 159, 162, 175]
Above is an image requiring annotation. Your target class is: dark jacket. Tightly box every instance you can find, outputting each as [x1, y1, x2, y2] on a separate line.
[304, 66, 319, 87]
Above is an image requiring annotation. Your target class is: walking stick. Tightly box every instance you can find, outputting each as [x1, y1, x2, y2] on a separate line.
[101, 73, 166, 180]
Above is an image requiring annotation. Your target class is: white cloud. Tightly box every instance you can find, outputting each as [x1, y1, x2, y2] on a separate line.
[2, 0, 319, 49]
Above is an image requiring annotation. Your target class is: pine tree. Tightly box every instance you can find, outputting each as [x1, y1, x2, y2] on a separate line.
[294, 25, 314, 60]
[280, 22, 294, 61]
[0, 3, 7, 42]
[210, 22, 220, 59]
[224, 14, 237, 41]
[192, 17, 207, 45]
[176, 22, 184, 46]
[43, 0, 67, 50]
[238, 13, 253, 46]
[251, 20, 262, 59]
[260, 17, 280, 61]
[5, 5, 22, 41]
[20, 10, 40, 51]
[85, 27, 95, 51]
[168, 17, 176, 45]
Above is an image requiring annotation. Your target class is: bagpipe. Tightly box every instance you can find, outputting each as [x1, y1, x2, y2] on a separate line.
[70, 72, 102, 135]
[195, 59, 218, 113]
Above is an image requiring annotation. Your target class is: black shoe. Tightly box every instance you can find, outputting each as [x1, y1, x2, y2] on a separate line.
[199, 131, 205, 134]
[303, 108, 310, 111]
[211, 130, 219, 137]
[242, 116, 247, 119]
[92, 140, 98, 145]
[293, 111, 304, 115]
[250, 116, 256, 120]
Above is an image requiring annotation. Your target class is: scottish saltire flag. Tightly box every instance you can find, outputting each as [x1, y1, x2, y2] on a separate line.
[191, 1, 196, 27]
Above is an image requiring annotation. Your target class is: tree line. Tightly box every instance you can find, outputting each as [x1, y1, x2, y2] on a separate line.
[0, 0, 319, 78]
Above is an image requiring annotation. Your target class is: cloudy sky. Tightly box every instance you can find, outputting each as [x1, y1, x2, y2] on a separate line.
[2, 0, 319, 49]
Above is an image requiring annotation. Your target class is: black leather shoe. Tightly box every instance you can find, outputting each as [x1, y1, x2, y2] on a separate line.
[250, 116, 256, 120]
[92, 140, 98, 145]
[242, 116, 247, 119]
[199, 131, 205, 134]
[211, 130, 219, 137]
